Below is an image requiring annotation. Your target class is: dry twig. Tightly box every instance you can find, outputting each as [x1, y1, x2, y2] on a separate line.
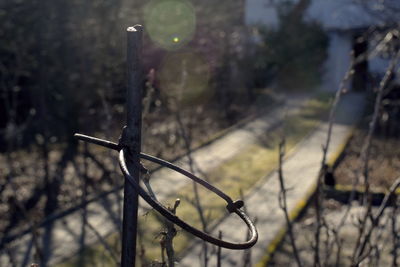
[277, 139, 303, 267]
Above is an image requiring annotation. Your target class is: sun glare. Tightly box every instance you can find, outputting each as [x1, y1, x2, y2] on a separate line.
[144, 0, 196, 50]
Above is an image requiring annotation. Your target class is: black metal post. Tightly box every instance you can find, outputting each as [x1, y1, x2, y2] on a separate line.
[121, 25, 143, 267]
[71, 22, 258, 267]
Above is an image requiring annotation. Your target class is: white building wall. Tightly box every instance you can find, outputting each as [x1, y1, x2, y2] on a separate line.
[244, 0, 299, 28]
[244, 0, 394, 92]
[306, 0, 377, 31]
[244, 0, 279, 28]
[322, 32, 353, 92]
[369, 54, 390, 76]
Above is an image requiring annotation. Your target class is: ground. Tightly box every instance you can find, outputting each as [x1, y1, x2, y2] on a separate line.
[57, 92, 329, 266]
[2, 89, 315, 266]
[334, 127, 400, 190]
[0, 90, 277, 246]
[269, 200, 399, 266]
[268, 109, 400, 266]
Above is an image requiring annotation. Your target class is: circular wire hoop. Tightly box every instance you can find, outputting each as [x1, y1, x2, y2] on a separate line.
[119, 148, 258, 249]
[74, 133, 258, 249]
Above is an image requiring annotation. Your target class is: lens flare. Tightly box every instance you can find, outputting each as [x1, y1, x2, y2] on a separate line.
[144, 0, 196, 50]
[159, 52, 210, 104]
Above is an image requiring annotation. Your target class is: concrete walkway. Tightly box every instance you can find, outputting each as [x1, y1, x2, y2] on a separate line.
[179, 92, 366, 266]
[0, 93, 312, 266]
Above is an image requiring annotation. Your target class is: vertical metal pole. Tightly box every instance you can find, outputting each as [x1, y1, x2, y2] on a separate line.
[121, 25, 143, 267]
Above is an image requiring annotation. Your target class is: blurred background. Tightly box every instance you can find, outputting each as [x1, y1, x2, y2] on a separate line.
[1, 0, 399, 266]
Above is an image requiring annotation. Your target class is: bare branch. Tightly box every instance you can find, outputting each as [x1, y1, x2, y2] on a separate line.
[313, 52, 355, 267]
[277, 139, 303, 267]
[355, 177, 400, 260]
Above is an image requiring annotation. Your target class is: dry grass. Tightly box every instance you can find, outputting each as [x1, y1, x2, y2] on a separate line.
[334, 128, 400, 190]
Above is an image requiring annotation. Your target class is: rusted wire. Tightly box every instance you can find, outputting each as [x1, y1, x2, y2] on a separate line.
[74, 133, 258, 249]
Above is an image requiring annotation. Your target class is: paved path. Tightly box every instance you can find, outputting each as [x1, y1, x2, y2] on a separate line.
[0, 94, 311, 266]
[179, 92, 366, 266]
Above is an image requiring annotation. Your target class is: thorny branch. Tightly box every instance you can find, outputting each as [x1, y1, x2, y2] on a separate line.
[142, 171, 179, 267]
[354, 177, 400, 263]
[351, 50, 400, 265]
[277, 139, 303, 267]
[313, 52, 355, 267]
[310, 30, 400, 266]
[171, 57, 210, 266]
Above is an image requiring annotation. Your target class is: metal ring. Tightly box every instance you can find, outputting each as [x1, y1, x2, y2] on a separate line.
[75, 133, 258, 249]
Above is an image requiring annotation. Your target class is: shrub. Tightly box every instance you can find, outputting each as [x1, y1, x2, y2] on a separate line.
[252, 5, 328, 91]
